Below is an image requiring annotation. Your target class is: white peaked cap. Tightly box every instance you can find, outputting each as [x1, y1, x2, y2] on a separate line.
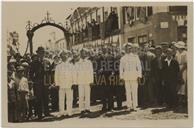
[132, 43, 139, 48]
[123, 42, 132, 48]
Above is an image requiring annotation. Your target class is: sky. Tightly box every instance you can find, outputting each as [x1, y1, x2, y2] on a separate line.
[2, 2, 133, 55]
[2, 2, 76, 55]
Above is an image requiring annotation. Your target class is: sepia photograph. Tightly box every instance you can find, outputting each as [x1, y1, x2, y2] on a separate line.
[1, 1, 193, 128]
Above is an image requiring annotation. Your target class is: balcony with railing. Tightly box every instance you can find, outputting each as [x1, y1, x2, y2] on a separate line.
[71, 10, 120, 45]
[72, 19, 101, 44]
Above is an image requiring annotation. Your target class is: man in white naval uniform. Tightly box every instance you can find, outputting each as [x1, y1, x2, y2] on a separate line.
[119, 43, 142, 111]
[55, 51, 73, 117]
[77, 48, 94, 114]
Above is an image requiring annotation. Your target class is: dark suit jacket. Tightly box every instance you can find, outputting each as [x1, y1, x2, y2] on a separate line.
[161, 59, 180, 85]
[151, 57, 163, 80]
[29, 60, 45, 85]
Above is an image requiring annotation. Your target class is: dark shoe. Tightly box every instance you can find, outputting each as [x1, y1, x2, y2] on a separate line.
[114, 107, 123, 111]
[102, 109, 108, 112]
[80, 111, 85, 115]
[37, 116, 43, 120]
[64, 115, 72, 118]
[102, 107, 108, 112]
[80, 111, 86, 118]
[44, 113, 51, 117]
[85, 110, 91, 113]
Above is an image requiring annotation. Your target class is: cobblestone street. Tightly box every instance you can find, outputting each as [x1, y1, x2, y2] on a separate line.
[32, 102, 188, 121]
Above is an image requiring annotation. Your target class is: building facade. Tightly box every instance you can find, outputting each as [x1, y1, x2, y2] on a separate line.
[66, 6, 187, 49]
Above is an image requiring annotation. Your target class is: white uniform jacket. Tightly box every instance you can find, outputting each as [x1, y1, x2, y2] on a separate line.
[55, 61, 73, 89]
[119, 53, 142, 81]
[77, 58, 94, 85]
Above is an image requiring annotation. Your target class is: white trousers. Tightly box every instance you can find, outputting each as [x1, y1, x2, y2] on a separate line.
[79, 85, 91, 111]
[59, 88, 73, 115]
[125, 80, 138, 109]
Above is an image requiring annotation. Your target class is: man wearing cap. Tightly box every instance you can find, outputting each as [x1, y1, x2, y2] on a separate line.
[55, 50, 74, 117]
[29, 47, 50, 119]
[161, 48, 180, 108]
[77, 48, 94, 115]
[120, 43, 142, 111]
[160, 42, 169, 60]
[16, 66, 29, 121]
[144, 47, 156, 105]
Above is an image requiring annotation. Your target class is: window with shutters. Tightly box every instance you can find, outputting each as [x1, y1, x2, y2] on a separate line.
[138, 35, 148, 44]
[147, 7, 153, 17]
[136, 7, 141, 20]
[128, 37, 135, 43]
[111, 7, 118, 14]
[125, 7, 135, 24]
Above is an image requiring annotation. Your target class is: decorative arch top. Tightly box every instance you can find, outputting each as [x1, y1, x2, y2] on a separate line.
[25, 11, 71, 55]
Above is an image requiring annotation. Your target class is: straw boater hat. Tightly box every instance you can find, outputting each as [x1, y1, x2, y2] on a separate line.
[171, 41, 177, 45]
[160, 42, 169, 46]
[148, 47, 155, 51]
[21, 62, 29, 67]
[17, 66, 25, 71]
[166, 48, 173, 53]
[155, 45, 162, 50]
[174, 41, 186, 49]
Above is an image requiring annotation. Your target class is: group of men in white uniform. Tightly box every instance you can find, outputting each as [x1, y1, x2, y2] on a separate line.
[55, 48, 94, 117]
[54, 40, 188, 117]
[54, 42, 142, 117]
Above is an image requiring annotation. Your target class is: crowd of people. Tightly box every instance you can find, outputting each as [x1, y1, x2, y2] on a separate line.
[7, 40, 187, 122]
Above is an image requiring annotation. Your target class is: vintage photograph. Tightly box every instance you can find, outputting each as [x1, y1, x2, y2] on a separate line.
[1, 1, 193, 128]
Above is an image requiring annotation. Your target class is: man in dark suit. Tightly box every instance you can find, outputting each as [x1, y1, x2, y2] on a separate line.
[113, 53, 124, 110]
[100, 48, 115, 112]
[29, 47, 50, 119]
[151, 46, 164, 105]
[161, 48, 180, 108]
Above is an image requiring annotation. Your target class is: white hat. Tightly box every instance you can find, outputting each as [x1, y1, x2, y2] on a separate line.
[148, 47, 155, 51]
[121, 50, 125, 54]
[167, 48, 173, 52]
[80, 48, 89, 52]
[17, 66, 25, 71]
[123, 42, 132, 48]
[132, 43, 139, 48]
[21, 62, 29, 67]
[52, 55, 59, 59]
[171, 41, 177, 45]
[174, 41, 186, 49]
[9, 57, 16, 63]
[59, 50, 68, 57]
[160, 42, 169, 46]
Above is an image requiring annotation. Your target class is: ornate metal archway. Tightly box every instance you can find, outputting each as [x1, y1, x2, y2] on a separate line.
[25, 11, 71, 55]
